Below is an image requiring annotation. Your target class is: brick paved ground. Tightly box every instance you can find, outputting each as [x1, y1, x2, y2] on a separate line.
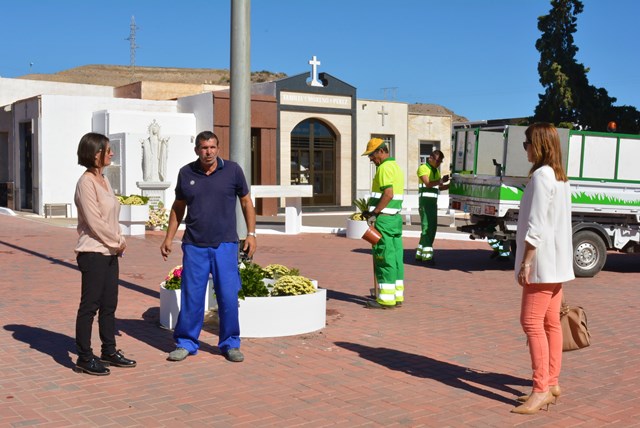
[1, 213, 639, 427]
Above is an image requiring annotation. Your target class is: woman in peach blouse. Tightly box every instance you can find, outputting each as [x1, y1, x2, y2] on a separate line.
[73, 132, 136, 376]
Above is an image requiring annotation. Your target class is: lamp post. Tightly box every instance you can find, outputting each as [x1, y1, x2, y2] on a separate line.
[230, 0, 251, 238]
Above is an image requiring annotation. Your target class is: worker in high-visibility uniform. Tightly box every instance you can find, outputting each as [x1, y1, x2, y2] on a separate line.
[488, 238, 511, 259]
[361, 138, 405, 309]
[416, 150, 449, 263]
[487, 226, 511, 260]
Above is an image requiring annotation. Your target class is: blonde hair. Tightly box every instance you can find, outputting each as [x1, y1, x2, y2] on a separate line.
[525, 123, 568, 182]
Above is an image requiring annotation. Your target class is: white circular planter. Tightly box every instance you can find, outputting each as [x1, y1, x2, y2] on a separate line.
[239, 288, 327, 338]
[159, 279, 215, 330]
[346, 218, 369, 239]
[119, 204, 149, 236]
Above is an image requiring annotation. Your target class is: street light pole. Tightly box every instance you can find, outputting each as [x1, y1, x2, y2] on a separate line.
[230, 0, 251, 239]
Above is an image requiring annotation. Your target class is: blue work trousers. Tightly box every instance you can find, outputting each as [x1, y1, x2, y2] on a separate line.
[174, 242, 241, 354]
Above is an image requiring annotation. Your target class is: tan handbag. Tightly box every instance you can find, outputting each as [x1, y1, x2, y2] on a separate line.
[560, 302, 591, 352]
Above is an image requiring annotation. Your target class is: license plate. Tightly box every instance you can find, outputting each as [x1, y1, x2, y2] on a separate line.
[464, 204, 482, 214]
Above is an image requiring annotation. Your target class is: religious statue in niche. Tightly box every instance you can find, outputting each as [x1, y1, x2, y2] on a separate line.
[141, 120, 169, 182]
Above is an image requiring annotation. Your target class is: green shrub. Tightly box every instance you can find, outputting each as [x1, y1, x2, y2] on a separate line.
[238, 262, 269, 299]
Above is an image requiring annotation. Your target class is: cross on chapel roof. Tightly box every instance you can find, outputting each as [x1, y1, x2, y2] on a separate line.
[308, 55, 323, 87]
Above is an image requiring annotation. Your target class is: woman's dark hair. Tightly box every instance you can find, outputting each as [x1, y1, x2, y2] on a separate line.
[77, 132, 109, 168]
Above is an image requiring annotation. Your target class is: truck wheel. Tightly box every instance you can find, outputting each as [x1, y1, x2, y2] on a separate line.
[573, 230, 607, 277]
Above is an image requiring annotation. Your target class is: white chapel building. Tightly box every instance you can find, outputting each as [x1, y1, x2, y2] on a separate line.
[0, 58, 454, 217]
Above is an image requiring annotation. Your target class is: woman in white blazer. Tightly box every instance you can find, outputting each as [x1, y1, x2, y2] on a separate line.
[512, 123, 575, 415]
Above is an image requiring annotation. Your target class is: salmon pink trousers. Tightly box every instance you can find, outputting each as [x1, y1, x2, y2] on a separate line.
[520, 283, 563, 392]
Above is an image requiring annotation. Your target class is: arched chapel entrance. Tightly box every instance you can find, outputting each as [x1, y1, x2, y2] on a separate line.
[290, 118, 336, 206]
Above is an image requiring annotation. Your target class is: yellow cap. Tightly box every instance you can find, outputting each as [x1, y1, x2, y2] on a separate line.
[362, 137, 384, 156]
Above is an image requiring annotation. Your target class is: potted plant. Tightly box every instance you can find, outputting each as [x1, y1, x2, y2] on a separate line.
[346, 197, 370, 239]
[117, 194, 150, 236]
[159, 264, 215, 330]
[236, 262, 326, 337]
[238, 261, 269, 298]
[262, 263, 299, 280]
[261, 263, 318, 289]
[146, 201, 169, 231]
[271, 275, 316, 296]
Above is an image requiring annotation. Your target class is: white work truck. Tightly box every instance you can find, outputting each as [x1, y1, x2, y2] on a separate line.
[449, 125, 640, 277]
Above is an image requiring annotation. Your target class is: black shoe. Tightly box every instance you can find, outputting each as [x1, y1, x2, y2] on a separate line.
[395, 301, 403, 307]
[100, 350, 137, 368]
[74, 357, 111, 376]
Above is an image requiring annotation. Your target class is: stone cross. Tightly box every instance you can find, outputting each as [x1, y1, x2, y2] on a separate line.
[308, 55, 323, 87]
[426, 119, 433, 134]
[378, 105, 389, 126]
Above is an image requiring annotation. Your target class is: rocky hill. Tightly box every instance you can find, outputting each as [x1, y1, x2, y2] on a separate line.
[18, 64, 287, 87]
[18, 65, 467, 121]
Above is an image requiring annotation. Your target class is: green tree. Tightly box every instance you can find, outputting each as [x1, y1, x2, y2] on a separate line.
[533, 0, 640, 133]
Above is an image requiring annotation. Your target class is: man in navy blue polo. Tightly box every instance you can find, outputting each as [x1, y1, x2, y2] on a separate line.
[161, 131, 256, 363]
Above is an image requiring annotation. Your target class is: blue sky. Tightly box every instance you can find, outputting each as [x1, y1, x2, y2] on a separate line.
[1, 0, 638, 121]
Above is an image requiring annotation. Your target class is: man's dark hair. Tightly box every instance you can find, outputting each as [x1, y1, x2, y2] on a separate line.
[431, 149, 444, 162]
[77, 132, 109, 168]
[195, 131, 219, 148]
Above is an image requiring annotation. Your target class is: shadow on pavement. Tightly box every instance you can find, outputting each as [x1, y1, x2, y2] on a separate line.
[335, 341, 529, 405]
[352, 247, 515, 272]
[4, 324, 75, 369]
[0, 239, 79, 271]
[402, 249, 515, 272]
[0, 239, 158, 299]
[351, 248, 372, 256]
[5, 311, 219, 366]
[115, 308, 221, 357]
[117, 279, 159, 299]
[603, 252, 640, 274]
[351, 244, 640, 274]
[116, 309, 177, 354]
[326, 289, 370, 306]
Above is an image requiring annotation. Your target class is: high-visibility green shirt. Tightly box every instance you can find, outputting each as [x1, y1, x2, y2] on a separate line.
[417, 162, 441, 196]
[368, 158, 404, 214]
